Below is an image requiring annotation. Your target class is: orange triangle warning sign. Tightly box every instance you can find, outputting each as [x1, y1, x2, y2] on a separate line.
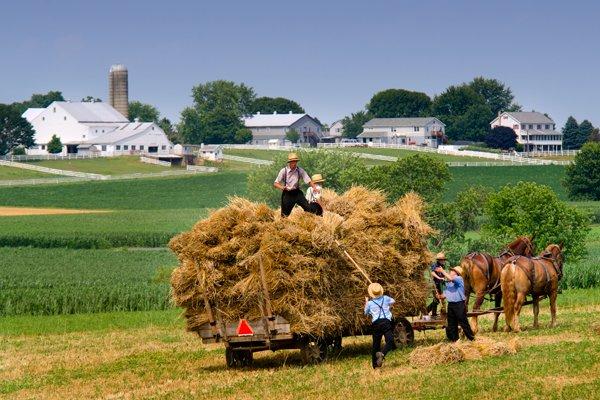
[236, 319, 254, 336]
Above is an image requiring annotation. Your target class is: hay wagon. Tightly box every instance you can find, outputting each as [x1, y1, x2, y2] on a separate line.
[196, 260, 416, 368]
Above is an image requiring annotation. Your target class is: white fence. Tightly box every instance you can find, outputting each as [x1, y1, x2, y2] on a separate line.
[1, 154, 102, 162]
[518, 150, 579, 158]
[186, 165, 219, 173]
[140, 156, 172, 167]
[222, 154, 274, 165]
[0, 177, 89, 187]
[0, 159, 107, 179]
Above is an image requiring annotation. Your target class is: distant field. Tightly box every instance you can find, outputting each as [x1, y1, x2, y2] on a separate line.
[29, 156, 175, 175]
[0, 208, 205, 248]
[0, 165, 54, 180]
[445, 165, 567, 200]
[0, 247, 176, 316]
[0, 172, 247, 210]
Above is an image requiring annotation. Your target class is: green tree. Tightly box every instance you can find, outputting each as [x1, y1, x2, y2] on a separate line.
[562, 116, 580, 150]
[249, 97, 304, 114]
[357, 154, 451, 203]
[432, 84, 490, 141]
[178, 80, 256, 144]
[468, 77, 521, 115]
[485, 126, 517, 149]
[128, 101, 160, 122]
[576, 120, 595, 149]
[11, 91, 65, 114]
[247, 150, 366, 207]
[286, 128, 300, 143]
[483, 182, 589, 260]
[158, 117, 179, 143]
[81, 96, 102, 102]
[341, 111, 372, 138]
[235, 128, 253, 144]
[588, 128, 600, 142]
[47, 134, 63, 154]
[366, 89, 431, 118]
[565, 142, 600, 200]
[11, 146, 26, 155]
[0, 104, 35, 155]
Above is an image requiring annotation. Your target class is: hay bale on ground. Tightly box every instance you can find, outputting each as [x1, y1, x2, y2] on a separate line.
[169, 187, 433, 338]
[409, 337, 520, 368]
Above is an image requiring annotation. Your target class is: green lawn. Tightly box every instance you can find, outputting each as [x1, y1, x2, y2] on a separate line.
[0, 171, 247, 210]
[0, 288, 596, 399]
[29, 156, 176, 175]
[335, 146, 507, 162]
[0, 247, 177, 316]
[0, 166, 54, 180]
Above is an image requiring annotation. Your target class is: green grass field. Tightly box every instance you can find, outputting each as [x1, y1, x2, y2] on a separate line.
[29, 156, 175, 175]
[0, 288, 597, 399]
[0, 247, 176, 316]
[0, 166, 54, 180]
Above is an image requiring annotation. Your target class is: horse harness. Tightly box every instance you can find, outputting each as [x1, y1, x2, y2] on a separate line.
[511, 254, 562, 293]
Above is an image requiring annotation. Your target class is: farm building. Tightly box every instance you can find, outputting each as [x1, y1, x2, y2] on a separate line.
[321, 119, 344, 143]
[357, 117, 445, 147]
[173, 144, 223, 161]
[490, 111, 563, 151]
[242, 112, 323, 146]
[22, 101, 172, 156]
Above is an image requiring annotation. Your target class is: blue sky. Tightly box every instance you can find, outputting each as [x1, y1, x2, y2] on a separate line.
[2, 0, 599, 127]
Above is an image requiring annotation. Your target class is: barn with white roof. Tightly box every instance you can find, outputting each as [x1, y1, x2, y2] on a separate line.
[242, 112, 323, 146]
[22, 101, 172, 156]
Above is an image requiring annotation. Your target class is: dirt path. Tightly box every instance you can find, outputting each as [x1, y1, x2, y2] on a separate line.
[0, 207, 111, 216]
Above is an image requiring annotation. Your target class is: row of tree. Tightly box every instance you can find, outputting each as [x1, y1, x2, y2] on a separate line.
[342, 77, 521, 143]
[562, 116, 599, 150]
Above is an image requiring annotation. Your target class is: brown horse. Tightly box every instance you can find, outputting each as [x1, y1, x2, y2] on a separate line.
[461, 236, 534, 333]
[501, 244, 564, 332]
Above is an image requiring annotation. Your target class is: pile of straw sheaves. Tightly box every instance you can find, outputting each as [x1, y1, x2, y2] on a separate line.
[169, 187, 434, 338]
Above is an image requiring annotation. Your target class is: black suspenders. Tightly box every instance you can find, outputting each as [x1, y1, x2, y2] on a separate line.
[282, 167, 301, 190]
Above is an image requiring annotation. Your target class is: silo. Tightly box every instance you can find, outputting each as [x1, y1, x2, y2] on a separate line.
[109, 64, 129, 118]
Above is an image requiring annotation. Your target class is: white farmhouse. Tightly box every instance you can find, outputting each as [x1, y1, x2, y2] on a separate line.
[321, 119, 344, 143]
[490, 111, 562, 151]
[357, 117, 445, 147]
[22, 101, 172, 156]
[242, 112, 323, 146]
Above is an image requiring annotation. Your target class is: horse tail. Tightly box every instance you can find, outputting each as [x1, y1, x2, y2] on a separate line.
[501, 260, 517, 330]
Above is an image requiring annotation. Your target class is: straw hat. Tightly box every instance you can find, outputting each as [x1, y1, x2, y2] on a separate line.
[311, 174, 325, 183]
[435, 252, 446, 261]
[287, 153, 300, 162]
[451, 266, 463, 276]
[368, 282, 384, 298]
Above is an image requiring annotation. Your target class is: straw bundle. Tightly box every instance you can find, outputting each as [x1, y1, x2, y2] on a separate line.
[170, 187, 433, 338]
[409, 337, 520, 367]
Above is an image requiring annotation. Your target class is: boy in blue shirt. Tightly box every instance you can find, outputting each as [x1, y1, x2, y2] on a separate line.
[435, 266, 475, 342]
[364, 282, 396, 368]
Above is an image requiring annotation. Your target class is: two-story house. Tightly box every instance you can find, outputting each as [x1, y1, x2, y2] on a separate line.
[490, 111, 563, 151]
[357, 117, 445, 147]
[242, 112, 323, 146]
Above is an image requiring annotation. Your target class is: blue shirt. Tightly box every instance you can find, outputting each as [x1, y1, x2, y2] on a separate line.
[443, 276, 466, 303]
[364, 295, 395, 322]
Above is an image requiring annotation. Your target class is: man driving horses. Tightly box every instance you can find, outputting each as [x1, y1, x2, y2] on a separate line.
[426, 252, 447, 318]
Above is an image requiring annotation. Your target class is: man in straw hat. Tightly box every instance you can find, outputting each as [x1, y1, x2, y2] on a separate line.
[435, 266, 475, 342]
[426, 252, 447, 318]
[305, 173, 325, 216]
[274, 153, 319, 217]
[364, 282, 396, 368]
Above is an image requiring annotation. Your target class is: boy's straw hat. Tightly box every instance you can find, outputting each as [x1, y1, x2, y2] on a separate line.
[287, 153, 300, 162]
[451, 266, 463, 276]
[311, 174, 325, 183]
[368, 282, 384, 298]
[435, 252, 446, 260]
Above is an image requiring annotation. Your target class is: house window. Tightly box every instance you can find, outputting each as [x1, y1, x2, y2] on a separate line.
[123, 145, 129, 150]
[63, 116, 67, 121]
[101, 145, 107, 151]
[116, 145, 121, 150]
[537, 124, 542, 129]
[392, 127, 397, 132]
[95, 130, 98, 133]
[151, 127, 154, 130]
[413, 126, 419, 132]
[41, 145, 46, 150]
[140, 145, 144, 150]
[161, 145, 166, 150]
[83, 135, 86, 138]
[42, 117, 45, 121]
[521, 124, 526, 130]
[529, 124, 534, 129]
[131, 145, 136, 150]
[53, 107, 56, 113]
[102, 130, 105, 133]
[545, 124, 550, 129]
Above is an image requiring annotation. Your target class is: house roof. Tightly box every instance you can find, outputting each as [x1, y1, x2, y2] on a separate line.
[503, 112, 554, 124]
[84, 122, 159, 144]
[55, 101, 129, 123]
[243, 113, 308, 127]
[363, 117, 444, 127]
[356, 131, 390, 138]
[21, 108, 45, 121]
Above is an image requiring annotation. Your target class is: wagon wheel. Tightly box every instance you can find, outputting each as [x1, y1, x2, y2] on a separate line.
[330, 336, 343, 353]
[300, 340, 327, 365]
[393, 317, 415, 348]
[225, 347, 253, 368]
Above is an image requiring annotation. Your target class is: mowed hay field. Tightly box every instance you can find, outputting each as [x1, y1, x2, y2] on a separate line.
[29, 156, 176, 175]
[0, 288, 598, 399]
